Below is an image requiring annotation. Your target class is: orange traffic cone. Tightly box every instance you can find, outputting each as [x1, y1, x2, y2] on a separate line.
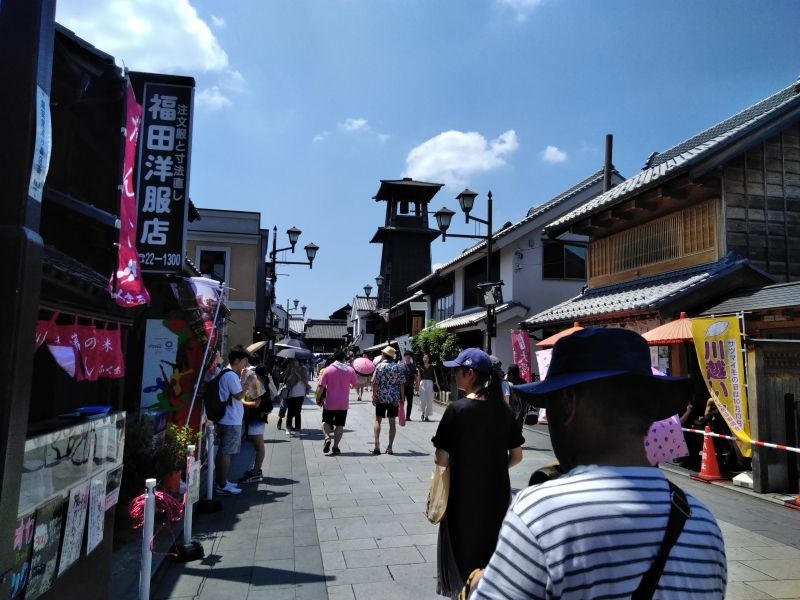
[690, 426, 727, 483]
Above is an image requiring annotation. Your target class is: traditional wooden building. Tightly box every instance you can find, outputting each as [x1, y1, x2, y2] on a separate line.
[527, 79, 800, 493]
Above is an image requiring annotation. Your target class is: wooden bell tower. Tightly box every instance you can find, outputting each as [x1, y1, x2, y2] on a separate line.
[370, 178, 443, 308]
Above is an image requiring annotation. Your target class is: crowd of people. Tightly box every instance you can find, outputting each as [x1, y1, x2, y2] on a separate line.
[203, 330, 728, 598]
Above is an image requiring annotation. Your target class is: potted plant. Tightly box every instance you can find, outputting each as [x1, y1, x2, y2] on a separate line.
[153, 423, 198, 493]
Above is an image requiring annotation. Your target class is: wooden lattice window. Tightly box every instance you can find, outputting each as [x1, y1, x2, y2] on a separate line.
[589, 200, 718, 284]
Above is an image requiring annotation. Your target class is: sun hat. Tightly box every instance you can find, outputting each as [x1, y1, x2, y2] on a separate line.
[514, 328, 690, 405]
[443, 348, 493, 375]
[381, 345, 397, 359]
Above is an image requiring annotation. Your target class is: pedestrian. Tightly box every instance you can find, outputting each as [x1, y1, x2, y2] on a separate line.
[467, 328, 727, 599]
[213, 345, 250, 496]
[433, 348, 524, 598]
[238, 362, 272, 484]
[505, 363, 527, 431]
[371, 345, 404, 455]
[402, 351, 417, 420]
[282, 358, 311, 436]
[316, 350, 357, 455]
[417, 353, 436, 421]
[353, 352, 371, 401]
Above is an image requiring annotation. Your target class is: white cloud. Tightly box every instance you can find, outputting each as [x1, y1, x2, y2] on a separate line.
[378, 133, 392, 143]
[404, 130, 519, 189]
[196, 86, 231, 110]
[56, 0, 228, 73]
[497, 0, 544, 22]
[313, 131, 331, 143]
[339, 117, 369, 132]
[541, 145, 567, 164]
[210, 14, 226, 28]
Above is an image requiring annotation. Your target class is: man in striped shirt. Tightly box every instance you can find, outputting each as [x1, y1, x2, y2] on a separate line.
[469, 328, 727, 599]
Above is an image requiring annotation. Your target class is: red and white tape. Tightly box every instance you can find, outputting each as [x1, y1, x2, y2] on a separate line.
[682, 427, 800, 455]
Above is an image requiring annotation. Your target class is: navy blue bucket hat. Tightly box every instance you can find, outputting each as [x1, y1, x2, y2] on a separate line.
[514, 328, 690, 408]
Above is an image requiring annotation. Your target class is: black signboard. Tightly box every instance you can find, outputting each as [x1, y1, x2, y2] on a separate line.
[135, 80, 194, 273]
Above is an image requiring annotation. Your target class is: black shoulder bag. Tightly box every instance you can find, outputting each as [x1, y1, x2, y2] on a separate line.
[632, 481, 691, 600]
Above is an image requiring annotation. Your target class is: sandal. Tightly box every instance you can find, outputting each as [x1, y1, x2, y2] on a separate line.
[372, 448, 380, 455]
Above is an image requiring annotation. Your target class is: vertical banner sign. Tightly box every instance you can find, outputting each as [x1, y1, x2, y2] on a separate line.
[511, 330, 532, 382]
[534, 349, 553, 424]
[691, 316, 753, 457]
[110, 81, 150, 307]
[136, 81, 193, 272]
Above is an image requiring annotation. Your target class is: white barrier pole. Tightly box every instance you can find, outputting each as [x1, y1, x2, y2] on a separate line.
[139, 478, 157, 600]
[206, 423, 215, 500]
[183, 444, 195, 542]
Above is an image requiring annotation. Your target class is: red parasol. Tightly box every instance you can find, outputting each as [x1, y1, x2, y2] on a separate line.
[352, 357, 375, 376]
[642, 312, 694, 346]
[536, 322, 583, 349]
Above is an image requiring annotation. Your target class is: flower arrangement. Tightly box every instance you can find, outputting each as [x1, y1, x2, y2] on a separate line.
[153, 423, 198, 477]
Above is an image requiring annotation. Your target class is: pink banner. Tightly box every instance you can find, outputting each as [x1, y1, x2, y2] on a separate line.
[109, 81, 150, 307]
[511, 330, 532, 383]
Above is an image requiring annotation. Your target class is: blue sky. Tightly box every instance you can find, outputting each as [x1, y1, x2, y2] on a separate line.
[56, 0, 800, 320]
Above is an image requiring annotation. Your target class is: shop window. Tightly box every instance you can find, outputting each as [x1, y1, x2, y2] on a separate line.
[543, 241, 586, 280]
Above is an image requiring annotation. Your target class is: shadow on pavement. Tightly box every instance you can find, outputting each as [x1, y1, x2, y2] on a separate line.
[263, 476, 298, 486]
[179, 564, 332, 586]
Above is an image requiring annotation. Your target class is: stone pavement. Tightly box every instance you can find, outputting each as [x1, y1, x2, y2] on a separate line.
[150, 387, 800, 600]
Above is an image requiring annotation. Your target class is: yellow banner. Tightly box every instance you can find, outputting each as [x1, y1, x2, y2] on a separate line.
[691, 315, 752, 457]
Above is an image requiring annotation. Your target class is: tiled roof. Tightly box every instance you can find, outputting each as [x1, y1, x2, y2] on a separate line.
[353, 296, 378, 311]
[525, 256, 771, 327]
[288, 317, 305, 334]
[547, 79, 800, 233]
[409, 167, 619, 291]
[699, 281, 800, 315]
[303, 320, 347, 340]
[435, 302, 527, 331]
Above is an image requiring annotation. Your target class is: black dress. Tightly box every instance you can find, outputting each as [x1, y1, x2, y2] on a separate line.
[432, 397, 524, 598]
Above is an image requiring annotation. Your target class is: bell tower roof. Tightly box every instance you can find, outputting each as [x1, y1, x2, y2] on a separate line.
[372, 178, 444, 204]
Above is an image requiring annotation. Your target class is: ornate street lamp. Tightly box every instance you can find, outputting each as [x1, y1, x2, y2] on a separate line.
[267, 226, 320, 345]
[433, 190, 499, 354]
[363, 284, 373, 297]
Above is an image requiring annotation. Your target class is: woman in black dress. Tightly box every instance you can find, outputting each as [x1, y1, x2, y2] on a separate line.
[432, 348, 524, 598]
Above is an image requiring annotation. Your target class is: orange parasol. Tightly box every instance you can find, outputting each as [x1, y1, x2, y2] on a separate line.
[641, 312, 694, 346]
[536, 322, 583, 349]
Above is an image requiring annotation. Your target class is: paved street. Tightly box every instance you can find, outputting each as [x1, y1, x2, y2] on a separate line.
[151, 387, 800, 600]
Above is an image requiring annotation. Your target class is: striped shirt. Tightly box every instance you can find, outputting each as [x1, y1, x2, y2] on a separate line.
[472, 466, 726, 599]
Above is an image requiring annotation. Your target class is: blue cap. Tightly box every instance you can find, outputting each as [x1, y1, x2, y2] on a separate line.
[443, 348, 493, 374]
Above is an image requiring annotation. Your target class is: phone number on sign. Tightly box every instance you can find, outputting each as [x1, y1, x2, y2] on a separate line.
[139, 252, 181, 266]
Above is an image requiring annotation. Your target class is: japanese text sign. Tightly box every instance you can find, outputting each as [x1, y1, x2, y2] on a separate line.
[135, 80, 193, 273]
[691, 315, 752, 457]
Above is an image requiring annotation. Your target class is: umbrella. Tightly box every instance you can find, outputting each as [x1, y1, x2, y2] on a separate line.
[274, 337, 310, 351]
[352, 357, 375, 376]
[276, 347, 314, 360]
[536, 321, 584, 349]
[246, 341, 267, 353]
[642, 312, 693, 346]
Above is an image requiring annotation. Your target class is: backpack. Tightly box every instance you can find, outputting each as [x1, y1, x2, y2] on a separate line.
[204, 368, 233, 422]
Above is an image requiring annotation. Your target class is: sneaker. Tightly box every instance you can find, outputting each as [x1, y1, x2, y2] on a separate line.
[214, 482, 242, 496]
[323, 439, 332, 454]
[372, 448, 380, 455]
[277, 418, 283, 430]
[238, 469, 262, 484]
[331, 447, 341, 455]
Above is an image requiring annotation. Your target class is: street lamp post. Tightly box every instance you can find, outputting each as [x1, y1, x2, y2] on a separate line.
[284, 298, 307, 337]
[267, 226, 318, 346]
[434, 190, 501, 354]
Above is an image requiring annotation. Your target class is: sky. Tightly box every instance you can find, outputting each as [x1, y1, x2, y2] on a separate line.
[55, 0, 800, 320]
